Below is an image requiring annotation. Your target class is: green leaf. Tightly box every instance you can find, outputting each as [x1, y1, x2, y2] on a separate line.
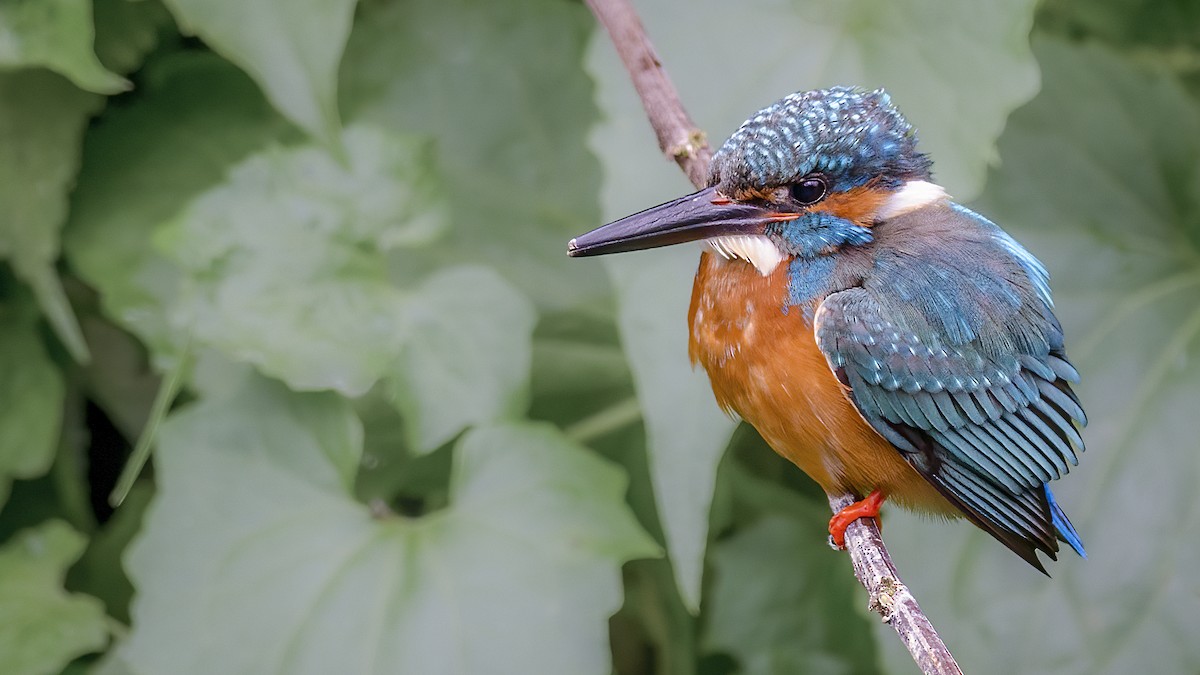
[78, 315, 160, 442]
[120, 374, 657, 675]
[0, 293, 65, 507]
[341, 0, 610, 310]
[532, 310, 632, 402]
[605, 251, 736, 613]
[706, 515, 878, 675]
[702, 441, 880, 674]
[0, 69, 101, 363]
[156, 124, 444, 396]
[586, 0, 1043, 615]
[92, 0, 173, 76]
[0, 0, 126, 93]
[388, 265, 536, 454]
[585, 7, 734, 612]
[64, 52, 292, 360]
[0, 520, 109, 675]
[1038, 0, 1200, 56]
[90, 649, 137, 675]
[875, 39, 1200, 674]
[68, 483, 155, 624]
[159, 0, 355, 147]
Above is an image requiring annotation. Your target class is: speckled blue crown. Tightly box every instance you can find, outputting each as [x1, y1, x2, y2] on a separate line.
[709, 87, 931, 194]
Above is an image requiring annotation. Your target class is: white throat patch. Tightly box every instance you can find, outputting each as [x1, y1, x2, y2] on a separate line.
[875, 180, 948, 220]
[707, 234, 785, 276]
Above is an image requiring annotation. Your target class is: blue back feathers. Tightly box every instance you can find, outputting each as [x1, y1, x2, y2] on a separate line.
[814, 202, 1088, 568]
[864, 204, 1059, 360]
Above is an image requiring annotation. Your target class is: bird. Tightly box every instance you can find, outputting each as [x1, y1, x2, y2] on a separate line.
[567, 87, 1086, 571]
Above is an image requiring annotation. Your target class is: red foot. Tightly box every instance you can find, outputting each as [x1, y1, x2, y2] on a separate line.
[828, 490, 886, 549]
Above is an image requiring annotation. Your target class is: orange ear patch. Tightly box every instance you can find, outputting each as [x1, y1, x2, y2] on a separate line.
[814, 185, 890, 227]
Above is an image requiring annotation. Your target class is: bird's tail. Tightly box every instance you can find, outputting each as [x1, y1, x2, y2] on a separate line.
[1045, 484, 1086, 558]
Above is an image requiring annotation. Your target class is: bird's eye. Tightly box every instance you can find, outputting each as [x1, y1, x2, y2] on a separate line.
[789, 176, 827, 205]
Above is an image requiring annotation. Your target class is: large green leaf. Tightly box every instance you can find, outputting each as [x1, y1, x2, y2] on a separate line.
[64, 52, 292, 360]
[340, 0, 609, 310]
[156, 124, 444, 396]
[388, 265, 536, 454]
[120, 374, 658, 675]
[1037, 0, 1200, 102]
[707, 516, 878, 675]
[586, 0, 1042, 613]
[1039, 0, 1200, 56]
[875, 39, 1200, 674]
[159, 0, 355, 146]
[0, 0, 125, 93]
[700, 451, 883, 672]
[603, 250, 736, 613]
[0, 69, 101, 363]
[584, 36, 732, 610]
[0, 520, 108, 675]
[76, 314, 160, 443]
[702, 436, 881, 675]
[92, 0, 173, 76]
[67, 483, 154, 625]
[0, 293, 64, 508]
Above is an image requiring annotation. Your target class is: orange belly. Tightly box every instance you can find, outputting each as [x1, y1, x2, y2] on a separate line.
[688, 251, 955, 515]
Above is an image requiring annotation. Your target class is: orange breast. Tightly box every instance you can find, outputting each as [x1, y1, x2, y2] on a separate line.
[687, 251, 955, 514]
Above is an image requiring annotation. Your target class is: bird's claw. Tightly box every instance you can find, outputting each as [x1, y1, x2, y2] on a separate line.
[828, 489, 886, 549]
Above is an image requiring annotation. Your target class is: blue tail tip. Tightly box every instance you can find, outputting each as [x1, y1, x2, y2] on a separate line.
[1045, 485, 1086, 559]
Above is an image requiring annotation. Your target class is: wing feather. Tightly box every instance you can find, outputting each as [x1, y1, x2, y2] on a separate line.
[816, 279, 1085, 567]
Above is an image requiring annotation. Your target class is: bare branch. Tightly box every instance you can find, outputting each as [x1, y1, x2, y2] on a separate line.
[584, 0, 711, 189]
[829, 494, 964, 675]
[585, 0, 963, 672]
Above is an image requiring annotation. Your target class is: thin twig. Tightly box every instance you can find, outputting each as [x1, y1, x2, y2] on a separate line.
[829, 495, 963, 675]
[585, 0, 962, 672]
[584, 0, 711, 187]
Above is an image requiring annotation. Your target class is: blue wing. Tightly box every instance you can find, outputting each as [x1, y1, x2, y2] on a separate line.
[816, 202, 1085, 571]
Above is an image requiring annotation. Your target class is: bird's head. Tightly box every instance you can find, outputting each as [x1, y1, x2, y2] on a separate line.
[569, 87, 940, 275]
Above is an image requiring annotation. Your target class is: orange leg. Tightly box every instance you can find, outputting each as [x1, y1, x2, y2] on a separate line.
[828, 490, 886, 549]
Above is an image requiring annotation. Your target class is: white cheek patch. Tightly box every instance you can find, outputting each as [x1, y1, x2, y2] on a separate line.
[707, 234, 785, 276]
[875, 180, 948, 220]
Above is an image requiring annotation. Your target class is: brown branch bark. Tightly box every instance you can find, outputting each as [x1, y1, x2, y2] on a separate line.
[584, 1, 963, 673]
[829, 494, 964, 675]
[584, 0, 711, 188]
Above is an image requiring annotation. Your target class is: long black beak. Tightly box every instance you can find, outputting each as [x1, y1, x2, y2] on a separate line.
[567, 186, 792, 257]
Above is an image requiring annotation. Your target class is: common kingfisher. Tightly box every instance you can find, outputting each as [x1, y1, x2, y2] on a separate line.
[569, 87, 1086, 571]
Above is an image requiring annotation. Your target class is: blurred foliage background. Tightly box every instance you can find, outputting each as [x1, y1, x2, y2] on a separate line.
[0, 0, 1196, 673]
